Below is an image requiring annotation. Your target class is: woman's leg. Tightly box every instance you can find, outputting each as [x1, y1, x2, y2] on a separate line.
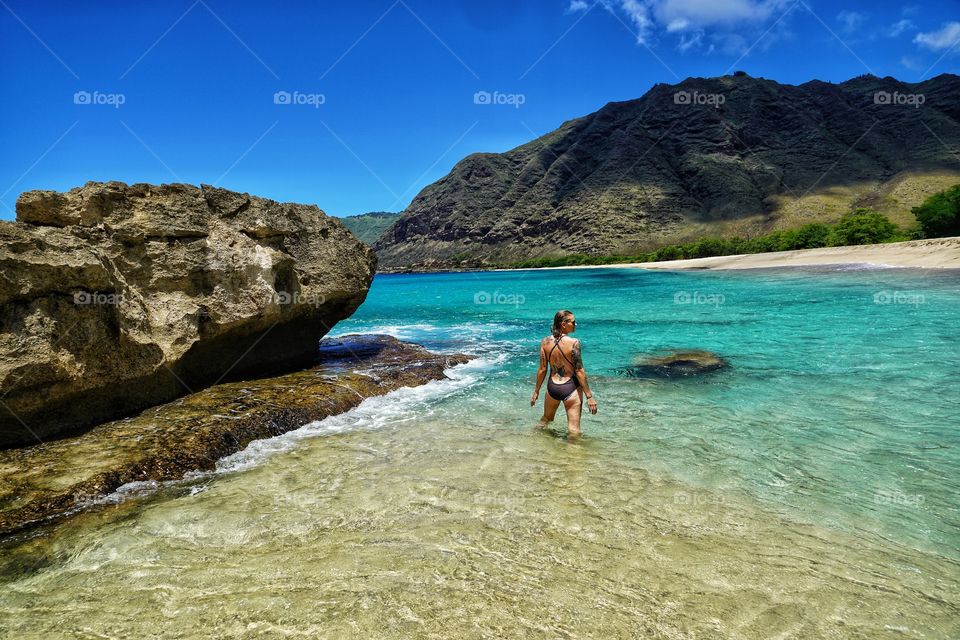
[562, 389, 583, 439]
[539, 389, 561, 427]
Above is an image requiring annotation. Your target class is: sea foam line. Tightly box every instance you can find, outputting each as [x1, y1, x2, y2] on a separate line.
[210, 355, 496, 475]
[92, 355, 502, 504]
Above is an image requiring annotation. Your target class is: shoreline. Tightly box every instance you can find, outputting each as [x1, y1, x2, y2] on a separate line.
[378, 237, 960, 274]
[0, 335, 473, 538]
[509, 237, 960, 272]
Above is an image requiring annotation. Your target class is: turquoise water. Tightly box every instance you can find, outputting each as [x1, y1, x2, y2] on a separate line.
[2, 264, 959, 638]
[332, 265, 960, 561]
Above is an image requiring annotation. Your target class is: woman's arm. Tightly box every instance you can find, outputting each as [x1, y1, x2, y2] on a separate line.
[531, 339, 548, 406]
[572, 340, 598, 414]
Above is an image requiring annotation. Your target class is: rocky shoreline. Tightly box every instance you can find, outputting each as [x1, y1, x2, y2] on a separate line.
[0, 334, 473, 538]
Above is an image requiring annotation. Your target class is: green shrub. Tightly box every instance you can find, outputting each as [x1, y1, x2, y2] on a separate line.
[827, 208, 899, 246]
[686, 237, 732, 258]
[501, 208, 908, 268]
[789, 223, 831, 249]
[912, 184, 960, 238]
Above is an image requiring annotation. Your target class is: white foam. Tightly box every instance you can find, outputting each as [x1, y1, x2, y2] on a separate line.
[207, 355, 496, 475]
[327, 323, 439, 340]
[88, 358, 494, 507]
[330, 321, 526, 342]
[828, 262, 898, 271]
[78, 480, 163, 507]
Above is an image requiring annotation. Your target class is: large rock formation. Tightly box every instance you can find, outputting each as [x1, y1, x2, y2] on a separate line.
[374, 73, 960, 270]
[0, 181, 376, 448]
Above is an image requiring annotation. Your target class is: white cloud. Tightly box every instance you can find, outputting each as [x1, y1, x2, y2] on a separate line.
[888, 19, 915, 38]
[709, 32, 751, 56]
[836, 10, 865, 34]
[574, 0, 793, 51]
[900, 55, 922, 71]
[914, 22, 960, 50]
[677, 30, 703, 51]
[565, 0, 808, 55]
[650, 0, 788, 31]
[618, 0, 655, 43]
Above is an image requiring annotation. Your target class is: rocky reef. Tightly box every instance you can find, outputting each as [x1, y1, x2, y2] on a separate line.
[0, 182, 377, 447]
[623, 350, 729, 378]
[0, 334, 473, 537]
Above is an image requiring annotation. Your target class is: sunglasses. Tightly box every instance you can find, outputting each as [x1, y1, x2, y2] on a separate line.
[565, 319, 577, 325]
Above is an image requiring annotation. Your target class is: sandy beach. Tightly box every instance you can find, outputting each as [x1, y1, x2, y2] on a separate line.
[540, 237, 960, 271]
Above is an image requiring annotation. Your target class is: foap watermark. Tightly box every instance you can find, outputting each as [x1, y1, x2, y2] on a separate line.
[673, 492, 726, 506]
[873, 290, 925, 306]
[874, 490, 925, 506]
[673, 90, 725, 107]
[74, 291, 125, 306]
[273, 291, 326, 306]
[874, 91, 925, 108]
[674, 290, 725, 307]
[273, 90, 326, 108]
[473, 290, 525, 306]
[73, 90, 125, 108]
[473, 90, 526, 108]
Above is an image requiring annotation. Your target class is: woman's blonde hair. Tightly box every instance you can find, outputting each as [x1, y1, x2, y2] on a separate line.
[551, 309, 573, 338]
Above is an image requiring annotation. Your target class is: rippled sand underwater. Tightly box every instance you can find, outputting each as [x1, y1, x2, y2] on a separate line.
[2, 266, 959, 638]
[2, 407, 958, 639]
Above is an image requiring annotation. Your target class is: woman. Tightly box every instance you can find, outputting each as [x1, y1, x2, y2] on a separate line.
[531, 309, 597, 438]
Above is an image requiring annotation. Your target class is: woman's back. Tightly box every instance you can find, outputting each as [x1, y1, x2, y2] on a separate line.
[544, 335, 579, 381]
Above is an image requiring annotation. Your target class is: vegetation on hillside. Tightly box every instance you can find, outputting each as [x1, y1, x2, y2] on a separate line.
[912, 184, 960, 238]
[340, 211, 400, 245]
[505, 208, 911, 269]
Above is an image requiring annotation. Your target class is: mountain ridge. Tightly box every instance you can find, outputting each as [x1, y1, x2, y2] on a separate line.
[373, 72, 960, 271]
[339, 211, 401, 245]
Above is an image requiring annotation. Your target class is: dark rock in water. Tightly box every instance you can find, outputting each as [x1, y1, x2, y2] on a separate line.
[0, 334, 473, 537]
[0, 181, 377, 448]
[623, 350, 729, 378]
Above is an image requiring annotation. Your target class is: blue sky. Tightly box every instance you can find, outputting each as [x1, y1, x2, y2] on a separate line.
[1, 0, 957, 219]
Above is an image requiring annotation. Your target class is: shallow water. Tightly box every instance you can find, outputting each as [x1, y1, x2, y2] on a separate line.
[1, 265, 959, 638]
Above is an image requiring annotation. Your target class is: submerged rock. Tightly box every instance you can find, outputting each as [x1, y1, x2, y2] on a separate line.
[0, 334, 473, 536]
[1, 182, 377, 447]
[623, 350, 729, 378]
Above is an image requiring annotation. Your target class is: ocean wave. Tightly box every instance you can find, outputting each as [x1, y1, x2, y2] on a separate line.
[328, 323, 532, 361]
[327, 323, 440, 340]
[211, 356, 495, 474]
[86, 356, 500, 507]
[826, 262, 898, 271]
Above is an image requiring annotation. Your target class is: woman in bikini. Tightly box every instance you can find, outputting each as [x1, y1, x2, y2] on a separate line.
[531, 309, 597, 439]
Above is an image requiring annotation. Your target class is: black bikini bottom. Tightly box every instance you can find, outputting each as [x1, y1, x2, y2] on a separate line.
[547, 376, 579, 401]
